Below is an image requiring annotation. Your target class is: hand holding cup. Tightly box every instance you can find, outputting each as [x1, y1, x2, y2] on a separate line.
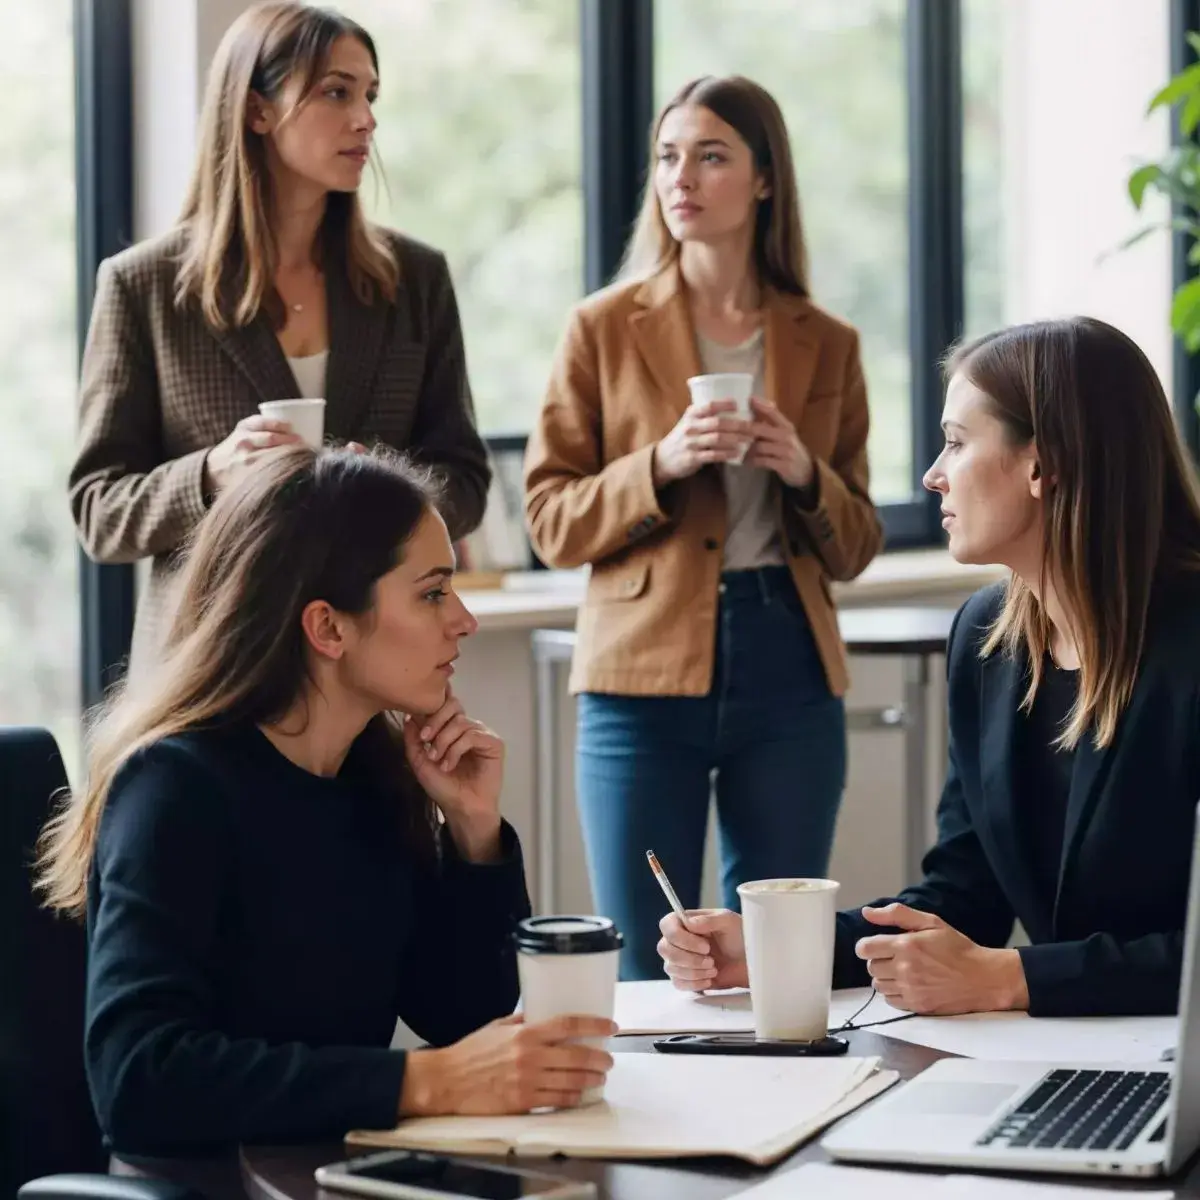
[652, 372, 756, 485]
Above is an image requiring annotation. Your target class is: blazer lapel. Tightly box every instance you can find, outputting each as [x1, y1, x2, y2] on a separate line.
[978, 648, 1042, 923]
[762, 291, 818, 420]
[323, 260, 390, 441]
[211, 252, 392, 437]
[628, 266, 703, 430]
[212, 315, 299, 407]
[1051, 684, 1136, 925]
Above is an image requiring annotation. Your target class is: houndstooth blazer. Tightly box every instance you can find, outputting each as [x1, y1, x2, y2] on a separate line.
[70, 224, 491, 677]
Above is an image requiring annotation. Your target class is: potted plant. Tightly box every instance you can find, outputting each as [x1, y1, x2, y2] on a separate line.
[1127, 32, 1200, 401]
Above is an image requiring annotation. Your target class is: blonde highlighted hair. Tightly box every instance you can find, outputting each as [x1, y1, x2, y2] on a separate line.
[947, 318, 1200, 749]
[617, 74, 809, 295]
[175, 1, 398, 330]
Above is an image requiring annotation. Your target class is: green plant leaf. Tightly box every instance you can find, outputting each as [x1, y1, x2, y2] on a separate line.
[1149, 63, 1200, 112]
[1182, 90, 1200, 137]
[1172, 276, 1200, 352]
[1187, 31, 1200, 59]
[1113, 223, 1165, 254]
[1127, 147, 1200, 211]
[1128, 164, 1163, 208]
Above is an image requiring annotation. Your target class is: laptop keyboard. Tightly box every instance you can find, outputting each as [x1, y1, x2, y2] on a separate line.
[976, 1068, 1170, 1152]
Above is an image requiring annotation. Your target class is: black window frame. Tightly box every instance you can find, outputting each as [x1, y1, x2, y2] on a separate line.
[533, 0, 963, 549]
[75, 0, 136, 713]
[75, 0, 1071, 699]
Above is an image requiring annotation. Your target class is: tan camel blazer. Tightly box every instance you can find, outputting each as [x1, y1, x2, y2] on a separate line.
[524, 266, 882, 697]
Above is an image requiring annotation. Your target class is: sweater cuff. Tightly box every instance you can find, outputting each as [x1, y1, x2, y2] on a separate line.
[440, 820, 529, 908]
[348, 1048, 411, 1133]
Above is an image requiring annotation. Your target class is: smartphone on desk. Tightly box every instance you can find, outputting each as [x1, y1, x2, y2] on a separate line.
[314, 1148, 596, 1200]
[653, 1033, 850, 1056]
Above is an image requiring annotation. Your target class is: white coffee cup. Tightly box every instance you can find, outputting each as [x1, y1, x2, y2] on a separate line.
[737, 877, 840, 1041]
[257, 398, 326, 450]
[686, 372, 754, 463]
[516, 915, 623, 1106]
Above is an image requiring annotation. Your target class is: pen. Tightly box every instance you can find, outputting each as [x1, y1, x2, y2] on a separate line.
[646, 849, 689, 927]
[646, 850, 708, 994]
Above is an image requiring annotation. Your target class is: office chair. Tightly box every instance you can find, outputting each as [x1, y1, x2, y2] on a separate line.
[1, 726, 200, 1200]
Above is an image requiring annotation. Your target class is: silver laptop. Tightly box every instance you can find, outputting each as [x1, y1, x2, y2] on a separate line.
[822, 802, 1200, 1179]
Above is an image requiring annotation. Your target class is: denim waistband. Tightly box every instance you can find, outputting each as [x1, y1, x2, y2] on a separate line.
[717, 565, 796, 604]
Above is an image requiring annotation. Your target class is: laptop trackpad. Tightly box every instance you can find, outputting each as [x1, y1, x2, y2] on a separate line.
[904, 1081, 1024, 1117]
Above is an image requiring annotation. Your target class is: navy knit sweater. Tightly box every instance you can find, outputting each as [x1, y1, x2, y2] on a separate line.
[84, 722, 529, 1155]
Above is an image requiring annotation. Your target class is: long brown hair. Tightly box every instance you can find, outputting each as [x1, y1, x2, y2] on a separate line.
[175, 2, 398, 330]
[617, 75, 809, 295]
[38, 447, 443, 917]
[947, 317, 1200, 748]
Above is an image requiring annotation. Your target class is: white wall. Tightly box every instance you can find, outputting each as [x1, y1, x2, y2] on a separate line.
[1002, 0, 1173, 385]
[131, 0, 257, 239]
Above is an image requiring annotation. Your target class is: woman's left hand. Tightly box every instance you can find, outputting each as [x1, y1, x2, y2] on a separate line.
[744, 397, 815, 490]
[855, 903, 1030, 1015]
[402, 689, 505, 861]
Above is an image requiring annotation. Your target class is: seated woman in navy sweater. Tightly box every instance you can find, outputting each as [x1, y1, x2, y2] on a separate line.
[37, 445, 614, 1156]
[657, 315, 1200, 1018]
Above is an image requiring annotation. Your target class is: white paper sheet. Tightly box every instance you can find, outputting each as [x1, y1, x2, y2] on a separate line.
[612, 982, 908, 1036]
[734, 1163, 1175, 1199]
[856, 1002, 1177, 1064]
[613, 981, 1178, 1065]
[347, 1054, 897, 1166]
[612, 980, 754, 1034]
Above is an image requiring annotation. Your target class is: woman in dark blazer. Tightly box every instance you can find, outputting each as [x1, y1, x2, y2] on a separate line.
[658, 315, 1200, 1017]
[70, 3, 489, 676]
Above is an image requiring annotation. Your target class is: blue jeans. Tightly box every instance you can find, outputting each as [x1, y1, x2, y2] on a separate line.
[575, 566, 847, 980]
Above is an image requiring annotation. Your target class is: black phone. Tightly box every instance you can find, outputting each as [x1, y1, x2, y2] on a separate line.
[314, 1149, 595, 1199]
[652, 1032, 850, 1056]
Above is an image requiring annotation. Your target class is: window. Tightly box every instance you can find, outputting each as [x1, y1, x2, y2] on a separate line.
[340, 0, 583, 435]
[655, 0, 912, 503]
[962, 0, 1006, 340]
[2, 1, 79, 764]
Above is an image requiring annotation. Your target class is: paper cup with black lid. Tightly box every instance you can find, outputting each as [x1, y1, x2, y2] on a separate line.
[515, 915, 623, 1105]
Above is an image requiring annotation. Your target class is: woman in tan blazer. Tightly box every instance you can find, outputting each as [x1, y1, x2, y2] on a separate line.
[70, 3, 489, 677]
[524, 75, 883, 978]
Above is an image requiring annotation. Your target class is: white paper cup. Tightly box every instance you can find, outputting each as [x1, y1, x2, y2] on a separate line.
[737, 878, 840, 1041]
[258, 398, 326, 450]
[516, 915, 623, 1106]
[686, 372, 754, 463]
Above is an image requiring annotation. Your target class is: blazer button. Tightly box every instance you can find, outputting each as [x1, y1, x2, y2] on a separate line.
[704, 537, 719, 551]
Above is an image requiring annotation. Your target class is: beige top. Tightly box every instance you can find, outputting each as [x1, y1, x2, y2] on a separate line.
[286, 349, 329, 400]
[695, 329, 784, 570]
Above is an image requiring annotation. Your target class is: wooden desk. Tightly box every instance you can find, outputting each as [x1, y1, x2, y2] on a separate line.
[237, 1032, 1196, 1199]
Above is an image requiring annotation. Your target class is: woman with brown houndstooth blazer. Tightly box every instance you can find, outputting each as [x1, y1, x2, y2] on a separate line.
[70, 3, 490, 677]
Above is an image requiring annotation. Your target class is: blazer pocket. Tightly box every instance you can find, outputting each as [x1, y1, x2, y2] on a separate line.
[588, 561, 651, 604]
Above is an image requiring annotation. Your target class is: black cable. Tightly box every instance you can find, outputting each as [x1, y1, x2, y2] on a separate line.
[830, 987, 918, 1034]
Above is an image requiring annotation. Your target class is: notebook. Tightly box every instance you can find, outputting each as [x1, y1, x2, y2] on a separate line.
[346, 1053, 897, 1166]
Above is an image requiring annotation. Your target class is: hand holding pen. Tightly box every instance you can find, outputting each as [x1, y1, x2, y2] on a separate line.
[647, 850, 749, 992]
